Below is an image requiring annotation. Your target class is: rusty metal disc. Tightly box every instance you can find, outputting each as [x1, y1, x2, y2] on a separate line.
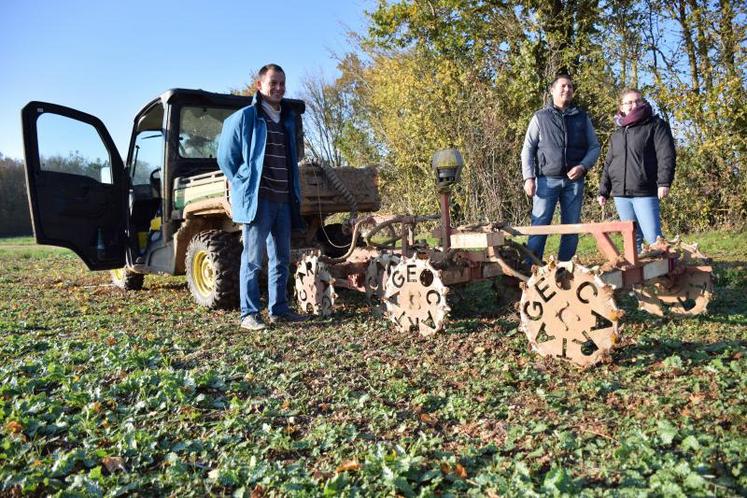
[383, 256, 450, 337]
[519, 259, 622, 367]
[364, 253, 401, 314]
[294, 254, 336, 316]
[634, 241, 714, 316]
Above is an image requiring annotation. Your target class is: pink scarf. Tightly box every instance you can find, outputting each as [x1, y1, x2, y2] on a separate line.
[614, 101, 652, 127]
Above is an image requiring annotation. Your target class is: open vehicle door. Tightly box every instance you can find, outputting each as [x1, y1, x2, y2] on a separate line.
[21, 102, 127, 270]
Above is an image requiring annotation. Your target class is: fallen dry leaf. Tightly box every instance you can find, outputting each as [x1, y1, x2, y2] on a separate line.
[455, 463, 468, 479]
[5, 421, 23, 434]
[102, 456, 127, 474]
[336, 459, 361, 473]
[419, 413, 438, 426]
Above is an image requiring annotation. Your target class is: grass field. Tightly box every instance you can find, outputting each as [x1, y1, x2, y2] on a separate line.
[1, 233, 745, 496]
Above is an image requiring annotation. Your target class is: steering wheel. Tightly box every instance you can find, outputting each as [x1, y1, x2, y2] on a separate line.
[149, 168, 162, 197]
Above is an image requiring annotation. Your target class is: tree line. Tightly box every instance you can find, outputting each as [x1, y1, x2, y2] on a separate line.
[300, 0, 746, 233]
[4, 1, 744, 237]
[0, 154, 32, 236]
[0, 151, 113, 237]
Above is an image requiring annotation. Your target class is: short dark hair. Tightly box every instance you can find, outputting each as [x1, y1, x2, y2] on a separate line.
[258, 63, 284, 79]
[619, 87, 642, 104]
[550, 73, 573, 89]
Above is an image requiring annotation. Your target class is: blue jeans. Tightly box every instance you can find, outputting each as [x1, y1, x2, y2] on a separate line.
[527, 176, 584, 262]
[613, 196, 662, 251]
[240, 198, 291, 319]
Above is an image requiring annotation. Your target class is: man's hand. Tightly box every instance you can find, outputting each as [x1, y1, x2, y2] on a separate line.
[567, 165, 586, 181]
[597, 195, 607, 207]
[524, 178, 536, 197]
[658, 186, 670, 199]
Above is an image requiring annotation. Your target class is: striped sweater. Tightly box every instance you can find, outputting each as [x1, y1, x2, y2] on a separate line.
[258, 108, 290, 202]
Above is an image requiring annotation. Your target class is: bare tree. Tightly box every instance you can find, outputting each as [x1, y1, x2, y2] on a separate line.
[300, 71, 346, 167]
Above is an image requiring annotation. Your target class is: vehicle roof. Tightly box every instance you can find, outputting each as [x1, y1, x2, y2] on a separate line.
[158, 88, 254, 108]
[132, 89, 304, 130]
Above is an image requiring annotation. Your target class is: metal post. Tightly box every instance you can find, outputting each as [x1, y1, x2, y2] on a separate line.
[440, 191, 451, 252]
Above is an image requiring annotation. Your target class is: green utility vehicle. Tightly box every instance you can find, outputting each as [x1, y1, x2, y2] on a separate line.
[21, 89, 379, 308]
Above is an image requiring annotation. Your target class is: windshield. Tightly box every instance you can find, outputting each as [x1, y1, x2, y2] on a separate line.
[178, 106, 236, 159]
[131, 131, 164, 185]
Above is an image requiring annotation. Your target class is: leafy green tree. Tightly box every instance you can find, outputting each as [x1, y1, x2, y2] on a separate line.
[329, 0, 746, 231]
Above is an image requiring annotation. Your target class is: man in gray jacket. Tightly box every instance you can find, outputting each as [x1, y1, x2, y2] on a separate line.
[521, 74, 600, 262]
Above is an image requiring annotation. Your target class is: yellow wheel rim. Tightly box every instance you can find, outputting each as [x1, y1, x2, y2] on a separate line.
[192, 250, 215, 297]
[111, 268, 125, 280]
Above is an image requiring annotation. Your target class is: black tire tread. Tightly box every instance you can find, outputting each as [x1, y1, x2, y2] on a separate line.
[185, 230, 241, 309]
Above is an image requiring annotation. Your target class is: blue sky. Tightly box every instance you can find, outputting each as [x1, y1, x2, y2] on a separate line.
[0, 0, 371, 161]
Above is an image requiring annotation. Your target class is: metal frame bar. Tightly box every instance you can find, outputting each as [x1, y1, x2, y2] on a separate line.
[511, 221, 639, 267]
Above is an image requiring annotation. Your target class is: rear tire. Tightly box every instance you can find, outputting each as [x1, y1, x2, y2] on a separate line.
[111, 268, 144, 290]
[185, 230, 241, 309]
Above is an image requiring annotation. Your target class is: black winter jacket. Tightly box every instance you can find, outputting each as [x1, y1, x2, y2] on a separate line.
[599, 116, 675, 198]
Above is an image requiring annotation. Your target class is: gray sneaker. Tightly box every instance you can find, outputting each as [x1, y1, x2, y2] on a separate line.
[269, 310, 309, 324]
[240, 314, 267, 331]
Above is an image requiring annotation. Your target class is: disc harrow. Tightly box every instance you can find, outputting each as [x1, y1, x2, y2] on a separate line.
[292, 149, 715, 367]
[383, 256, 450, 337]
[294, 253, 336, 316]
[520, 259, 622, 367]
[634, 240, 714, 316]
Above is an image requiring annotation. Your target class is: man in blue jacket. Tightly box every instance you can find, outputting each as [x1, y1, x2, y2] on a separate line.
[217, 63, 307, 330]
[520, 74, 600, 263]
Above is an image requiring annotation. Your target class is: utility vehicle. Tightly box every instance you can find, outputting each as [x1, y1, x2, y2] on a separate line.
[21, 89, 378, 308]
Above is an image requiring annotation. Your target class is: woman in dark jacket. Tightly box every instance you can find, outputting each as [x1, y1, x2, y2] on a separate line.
[597, 88, 676, 250]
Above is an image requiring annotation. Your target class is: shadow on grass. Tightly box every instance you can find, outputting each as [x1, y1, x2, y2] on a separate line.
[448, 280, 522, 319]
[613, 337, 747, 367]
[444, 317, 518, 336]
[148, 281, 188, 290]
[712, 260, 747, 288]
[706, 286, 747, 318]
[607, 280, 747, 367]
[615, 284, 747, 325]
[322, 282, 522, 334]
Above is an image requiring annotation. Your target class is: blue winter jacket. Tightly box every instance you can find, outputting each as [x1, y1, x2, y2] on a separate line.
[217, 95, 303, 227]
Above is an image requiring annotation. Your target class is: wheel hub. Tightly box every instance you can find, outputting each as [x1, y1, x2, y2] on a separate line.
[192, 251, 215, 297]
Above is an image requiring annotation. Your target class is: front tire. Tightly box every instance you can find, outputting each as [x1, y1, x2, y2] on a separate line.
[111, 268, 144, 290]
[185, 230, 241, 309]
